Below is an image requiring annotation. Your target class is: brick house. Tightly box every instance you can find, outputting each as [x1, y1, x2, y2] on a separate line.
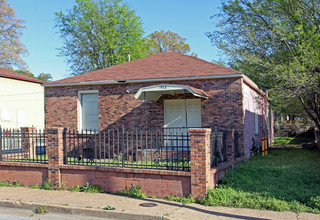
[44, 51, 273, 158]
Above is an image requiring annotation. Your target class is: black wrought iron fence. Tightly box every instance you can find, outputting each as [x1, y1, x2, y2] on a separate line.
[211, 128, 227, 167]
[63, 127, 190, 171]
[211, 128, 240, 167]
[234, 131, 240, 158]
[0, 128, 47, 163]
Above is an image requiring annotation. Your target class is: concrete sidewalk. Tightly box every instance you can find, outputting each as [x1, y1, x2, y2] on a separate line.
[0, 187, 318, 220]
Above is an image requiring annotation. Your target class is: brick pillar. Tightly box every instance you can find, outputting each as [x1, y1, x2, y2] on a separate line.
[21, 127, 36, 159]
[189, 128, 212, 198]
[46, 127, 64, 188]
[226, 129, 235, 162]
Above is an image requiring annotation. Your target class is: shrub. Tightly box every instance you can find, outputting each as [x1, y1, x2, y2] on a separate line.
[309, 196, 320, 210]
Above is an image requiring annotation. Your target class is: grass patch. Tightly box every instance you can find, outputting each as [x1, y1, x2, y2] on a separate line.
[116, 185, 146, 198]
[274, 137, 313, 145]
[69, 182, 104, 193]
[30, 179, 55, 190]
[0, 181, 23, 187]
[35, 206, 48, 214]
[199, 148, 320, 213]
[103, 205, 115, 210]
[165, 195, 195, 204]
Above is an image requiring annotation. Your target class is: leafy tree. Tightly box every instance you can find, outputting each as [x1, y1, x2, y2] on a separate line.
[15, 70, 34, 78]
[147, 30, 197, 56]
[0, 0, 28, 70]
[208, 0, 320, 146]
[55, 0, 147, 75]
[15, 70, 53, 82]
[37, 73, 53, 82]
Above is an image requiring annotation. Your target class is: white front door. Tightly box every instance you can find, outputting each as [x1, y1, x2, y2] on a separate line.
[81, 93, 99, 131]
[164, 99, 201, 147]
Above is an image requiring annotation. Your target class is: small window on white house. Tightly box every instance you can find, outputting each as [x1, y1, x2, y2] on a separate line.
[255, 97, 259, 134]
[1, 110, 11, 121]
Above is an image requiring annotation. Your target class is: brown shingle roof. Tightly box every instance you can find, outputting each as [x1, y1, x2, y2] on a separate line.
[49, 51, 240, 84]
[0, 67, 46, 84]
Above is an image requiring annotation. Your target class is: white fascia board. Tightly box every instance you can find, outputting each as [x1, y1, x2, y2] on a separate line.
[134, 84, 207, 100]
[242, 75, 266, 96]
[43, 74, 244, 87]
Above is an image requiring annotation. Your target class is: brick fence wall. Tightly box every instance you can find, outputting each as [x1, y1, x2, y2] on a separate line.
[0, 127, 231, 198]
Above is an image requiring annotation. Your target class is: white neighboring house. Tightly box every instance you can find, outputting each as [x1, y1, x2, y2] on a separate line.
[0, 67, 45, 129]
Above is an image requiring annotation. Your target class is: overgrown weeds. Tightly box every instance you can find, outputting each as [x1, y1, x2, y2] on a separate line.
[198, 149, 320, 213]
[103, 205, 115, 210]
[165, 195, 195, 204]
[0, 181, 22, 187]
[116, 185, 146, 198]
[35, 206, 48, 214]
[69, 182, 104, 193]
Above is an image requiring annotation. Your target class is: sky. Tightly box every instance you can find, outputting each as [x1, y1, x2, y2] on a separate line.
[9, 0, 222, 81]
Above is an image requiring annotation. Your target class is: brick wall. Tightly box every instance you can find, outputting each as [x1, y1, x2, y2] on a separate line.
[0, 127, 238, 198]
[45, 78, 244, 151]
[60, 166, 190, 197]
[0, 162, 48, 186]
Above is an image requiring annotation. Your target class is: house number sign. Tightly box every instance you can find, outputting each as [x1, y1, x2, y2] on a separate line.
[159, 85, 167, 89]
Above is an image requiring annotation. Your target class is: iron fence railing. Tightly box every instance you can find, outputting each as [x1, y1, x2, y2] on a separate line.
[211, 129, 227, 167]
[0, 126, 241, 169]
[211, 128, 240, 167]
[0, 128, 47, 163]
[63, 127, 191, 171]
[234, 131, 240, 158]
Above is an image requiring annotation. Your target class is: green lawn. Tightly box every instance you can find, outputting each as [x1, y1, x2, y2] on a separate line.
[274, 137, 314, 145]
[198, 148, 320, 213]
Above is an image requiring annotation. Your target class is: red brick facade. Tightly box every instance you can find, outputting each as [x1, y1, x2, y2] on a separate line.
[45, 78, 245, 154]
[0, 162, 48, 186]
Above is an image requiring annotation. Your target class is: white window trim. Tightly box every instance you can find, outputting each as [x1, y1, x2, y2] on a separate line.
[78, 90, 99, 132]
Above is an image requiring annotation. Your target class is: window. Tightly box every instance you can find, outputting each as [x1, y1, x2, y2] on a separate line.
[78, 91, 99, 131]
[255, 97, 259, 134]
[1, 110, 10, 121]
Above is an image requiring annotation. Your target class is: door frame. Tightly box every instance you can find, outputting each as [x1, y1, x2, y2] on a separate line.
[163, 99, 202, 128]
[77, 90, 98, 131]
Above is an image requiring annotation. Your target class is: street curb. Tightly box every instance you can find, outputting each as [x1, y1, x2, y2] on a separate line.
[0, 200, 169, 220]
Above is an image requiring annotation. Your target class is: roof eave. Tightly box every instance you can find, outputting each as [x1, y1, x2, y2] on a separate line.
[0, 75, 46, 84]
[43, 74, 244, 87]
